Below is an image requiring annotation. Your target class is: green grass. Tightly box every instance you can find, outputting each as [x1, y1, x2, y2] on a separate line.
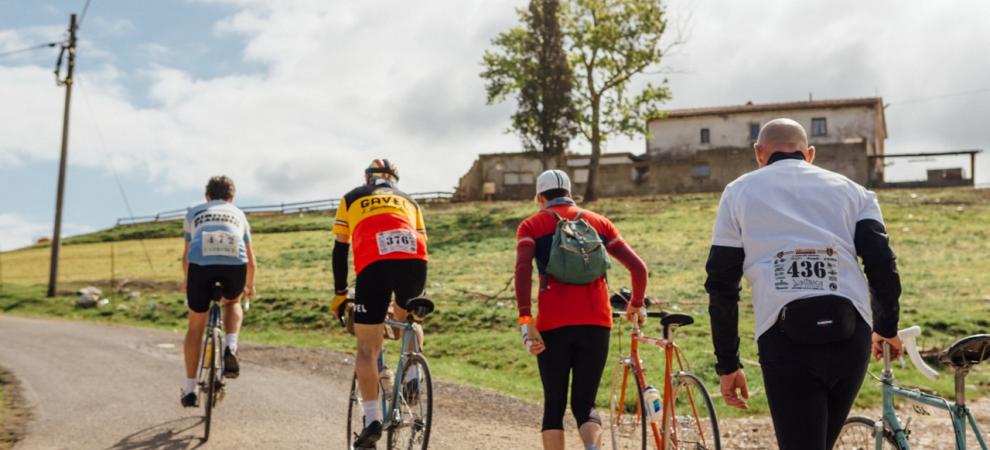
[2, 188, 990, 419]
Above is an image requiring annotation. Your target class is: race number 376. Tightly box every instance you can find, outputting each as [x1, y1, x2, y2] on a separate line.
[376, 229, 417, 255]
[773, 248, 839, 291]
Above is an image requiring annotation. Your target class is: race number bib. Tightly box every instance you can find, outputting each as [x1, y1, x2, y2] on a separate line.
[376, 229, 417, 255]
[773, 248, 839, 291]
[201, 231, 239, 257]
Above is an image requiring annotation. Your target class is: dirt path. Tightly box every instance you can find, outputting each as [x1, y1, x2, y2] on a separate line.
[2, 315, 986, 449]
[0, 316, 549, 449]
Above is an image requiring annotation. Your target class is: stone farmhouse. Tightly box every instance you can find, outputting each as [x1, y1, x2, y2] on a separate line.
[455, 97, 888, 201]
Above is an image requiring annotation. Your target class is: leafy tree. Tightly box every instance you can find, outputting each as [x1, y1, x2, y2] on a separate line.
[482, 0, 577, 169]
[565, 0, 672, 200]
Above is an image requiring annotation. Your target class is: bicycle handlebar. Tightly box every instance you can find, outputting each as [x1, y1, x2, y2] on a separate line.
[894, 325, 939, 381]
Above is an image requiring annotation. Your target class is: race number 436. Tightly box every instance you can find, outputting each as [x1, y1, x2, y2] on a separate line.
[773, 248, 839, 291]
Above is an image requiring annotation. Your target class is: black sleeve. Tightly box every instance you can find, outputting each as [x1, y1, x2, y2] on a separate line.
[704, 245, 745, 375]
[854, 219, 901, 338]
[332, 241, 350, 294]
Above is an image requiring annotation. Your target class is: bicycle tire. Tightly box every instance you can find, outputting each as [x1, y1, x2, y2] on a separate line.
[836, 416, 902, 450]
[668, 372, 720, 450]
[387, 354, 433, 450]
[203, 332, 218, 442]
[609, 362, 647, 450]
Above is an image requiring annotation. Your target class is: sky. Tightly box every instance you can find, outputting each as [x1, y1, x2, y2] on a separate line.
[1, 0, 988, 250]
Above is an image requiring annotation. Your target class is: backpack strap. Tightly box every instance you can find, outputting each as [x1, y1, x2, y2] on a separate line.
[544, 209, 565, 222]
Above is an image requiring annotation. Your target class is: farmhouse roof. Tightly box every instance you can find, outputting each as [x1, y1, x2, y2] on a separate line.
[656, 97, 884, 120]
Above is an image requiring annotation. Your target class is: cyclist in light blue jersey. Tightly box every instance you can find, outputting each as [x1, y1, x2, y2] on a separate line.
[180, 176, 257, 407]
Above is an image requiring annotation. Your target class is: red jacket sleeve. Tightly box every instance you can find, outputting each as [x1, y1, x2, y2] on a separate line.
[514, 242, 535, 317]
[515, 220, 536, 317]
[608, 241, 648, 308]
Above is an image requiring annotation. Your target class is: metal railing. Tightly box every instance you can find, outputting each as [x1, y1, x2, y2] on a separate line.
[115, 191, 453, 226]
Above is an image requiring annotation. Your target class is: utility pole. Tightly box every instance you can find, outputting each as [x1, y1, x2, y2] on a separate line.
[47, 14, 77, 297]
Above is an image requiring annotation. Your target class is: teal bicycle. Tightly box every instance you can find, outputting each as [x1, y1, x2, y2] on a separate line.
[836, 325, 990, 450]
[346, 297, 435, 450]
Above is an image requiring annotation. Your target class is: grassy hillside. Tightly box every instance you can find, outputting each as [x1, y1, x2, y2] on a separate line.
[2, 188, 989, 418]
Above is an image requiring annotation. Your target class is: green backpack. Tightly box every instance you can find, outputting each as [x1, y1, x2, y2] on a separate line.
[544, 210, 611, 285]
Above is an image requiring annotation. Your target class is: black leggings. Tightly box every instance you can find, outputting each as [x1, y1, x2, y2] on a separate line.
[759, 318, 871, 450]
[536, 325, 610, 431]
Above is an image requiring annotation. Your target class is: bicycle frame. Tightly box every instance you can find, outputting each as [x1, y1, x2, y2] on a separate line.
[876, 344, 988, 450]
[196, 300, 224, 382]
[615, 321, 706, 449]
[380, 317, 421, 429]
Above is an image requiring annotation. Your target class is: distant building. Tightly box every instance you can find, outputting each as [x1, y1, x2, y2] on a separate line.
[455, 97, 890, 201]
[646, 97, 888, 189]
[454, 152, 644, 201]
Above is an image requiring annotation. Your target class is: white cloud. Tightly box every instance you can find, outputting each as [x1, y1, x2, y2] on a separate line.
[0, 0, 988, 209]
[0, 214, 49, 251]
[1, 1, 524, 201]
[0, 213, 92, 251]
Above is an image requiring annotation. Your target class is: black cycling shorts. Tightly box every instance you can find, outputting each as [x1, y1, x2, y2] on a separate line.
[186, 263, 247, 313]
[354, 259, 427, 325]
[537, 325, 610, 431]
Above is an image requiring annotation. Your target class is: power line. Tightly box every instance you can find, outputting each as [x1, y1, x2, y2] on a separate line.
[75, 74, 156, 274]
[78, 0, 93, 29]
[0, 42, 58, 58]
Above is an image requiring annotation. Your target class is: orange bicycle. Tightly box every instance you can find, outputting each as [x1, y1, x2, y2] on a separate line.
[607, 290, 721, 450]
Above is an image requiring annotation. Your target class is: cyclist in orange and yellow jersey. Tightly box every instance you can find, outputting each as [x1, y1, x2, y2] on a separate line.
[330, 159, 428, 449]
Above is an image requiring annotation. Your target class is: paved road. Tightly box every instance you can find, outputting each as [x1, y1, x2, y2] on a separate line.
[0, 315, 546, 450]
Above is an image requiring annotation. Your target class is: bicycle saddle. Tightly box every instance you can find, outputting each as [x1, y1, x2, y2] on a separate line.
[940, 334, 990, 368]
[660, 313, 694, 328]
[405, 297, 435, 321]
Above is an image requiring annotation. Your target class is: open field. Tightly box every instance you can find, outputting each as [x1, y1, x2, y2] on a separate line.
[2, 187, 989, 419]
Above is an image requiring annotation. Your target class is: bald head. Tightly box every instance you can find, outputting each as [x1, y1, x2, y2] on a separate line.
[753, 118, 814, 167]
[757, 118, 808, 151]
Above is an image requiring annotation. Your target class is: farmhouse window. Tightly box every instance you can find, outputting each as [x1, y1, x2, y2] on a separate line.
[749, 123, 760, 140]
[811, 117, 827, 136]
[574, 169, 590, 183]
[700, 128, 710, 144]
[691, 164, 711, 178]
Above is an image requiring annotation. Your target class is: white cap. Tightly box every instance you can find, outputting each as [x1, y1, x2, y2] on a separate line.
[536, 170, 571, 194]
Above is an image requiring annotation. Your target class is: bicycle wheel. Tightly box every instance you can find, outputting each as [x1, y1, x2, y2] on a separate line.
[202, 332, 219, 441]
[609, 362, 647, 450]
[347, 370, 388, 449]
[667, 372, 720, 450]
[835, 416, 901, 450]
[387, 354, 433, 450]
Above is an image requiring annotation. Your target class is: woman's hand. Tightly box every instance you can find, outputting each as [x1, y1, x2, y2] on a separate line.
[527, 326, 546, 355]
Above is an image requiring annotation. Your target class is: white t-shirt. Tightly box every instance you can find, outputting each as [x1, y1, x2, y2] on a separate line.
[711, 158, 884, 339]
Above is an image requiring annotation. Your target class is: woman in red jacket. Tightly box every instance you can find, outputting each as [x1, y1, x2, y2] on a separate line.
[515, 170, 649, 450]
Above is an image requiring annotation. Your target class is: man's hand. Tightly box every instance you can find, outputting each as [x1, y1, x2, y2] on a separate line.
[330, 293, 349, 324]
[872, 332, 904, 361]
[244, 283, 255, 299]
[625, 306, 646, 326]
[719, 369, 749, 410]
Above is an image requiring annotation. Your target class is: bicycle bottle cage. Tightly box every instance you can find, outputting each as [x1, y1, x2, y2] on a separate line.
[406, 297, 435, 322]
[940, 334, 990, 368]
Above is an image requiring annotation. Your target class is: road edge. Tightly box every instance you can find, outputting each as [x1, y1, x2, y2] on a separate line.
[0, 365, 29, 450]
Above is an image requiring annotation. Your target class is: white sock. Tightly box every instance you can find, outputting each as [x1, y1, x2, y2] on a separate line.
[402, 365, 419, 383]
[183, 378, 197, 395]
[362, 400, 382, 424]
[586, 445, 601, 450]
[224, 333, 238, 353]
